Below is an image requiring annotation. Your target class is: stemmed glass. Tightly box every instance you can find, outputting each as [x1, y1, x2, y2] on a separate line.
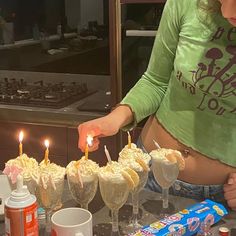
[67, 173, 98, 210]
[38, 176, 65, 234]
[118, 143, 150, 233]
[118, 161, 149, 234]
[130, 169, 148, 229]
[150, 150, 179, 217]
[98, 166, 130, 236]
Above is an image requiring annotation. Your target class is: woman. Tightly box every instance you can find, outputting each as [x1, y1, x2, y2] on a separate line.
[78, 0, 236, 210]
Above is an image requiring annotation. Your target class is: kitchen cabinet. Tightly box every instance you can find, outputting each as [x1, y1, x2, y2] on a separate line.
[109, 0, 165, 149]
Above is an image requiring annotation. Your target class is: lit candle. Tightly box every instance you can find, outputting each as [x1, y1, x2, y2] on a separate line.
[104, 145, 112, 163]
[85, 135, 93, 160]
[19, 131, 24, 156]
[85, 143, 89, 160]
[127, 131, 131, 148]
[44, 139, 50, 165]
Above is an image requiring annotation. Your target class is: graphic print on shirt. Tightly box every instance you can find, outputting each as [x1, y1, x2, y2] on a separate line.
[176, 26, 236, 116]
[192, 46, 236, 99]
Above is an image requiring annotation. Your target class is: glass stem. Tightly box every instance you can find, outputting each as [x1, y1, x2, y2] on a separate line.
[111, 209, 119, 233]
[162, 188, 169, 209]
[45, 210, 52, 233]
[81, 203, 88, 210]
[132, 191, 139, 224]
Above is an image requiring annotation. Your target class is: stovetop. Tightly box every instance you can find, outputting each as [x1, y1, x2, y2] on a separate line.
[0, 78, 96, 108]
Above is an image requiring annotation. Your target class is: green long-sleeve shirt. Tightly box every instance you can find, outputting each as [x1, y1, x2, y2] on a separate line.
[121, 0, 236, 167]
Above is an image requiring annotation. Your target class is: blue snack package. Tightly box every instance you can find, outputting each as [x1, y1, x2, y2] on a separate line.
[129, 199, 228, 236]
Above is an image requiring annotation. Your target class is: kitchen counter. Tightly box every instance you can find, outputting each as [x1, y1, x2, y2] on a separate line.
[0, 90, 110, 127]
[1, 180, 235, 236]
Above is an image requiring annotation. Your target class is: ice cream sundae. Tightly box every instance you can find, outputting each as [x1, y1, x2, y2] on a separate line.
[37, 160, 65, 210]
[150, 148, 185, 211]
[150, 148, 185, 189]
[3, 153, 39, 194]
[119, 143, 150, 192]
[99, 161, 139, 210]
[99, 161, 139, 234]
[66, 156, 99, 209]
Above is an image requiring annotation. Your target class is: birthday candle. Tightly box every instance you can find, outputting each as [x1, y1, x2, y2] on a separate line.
[85, 135, 93, 160]
[85, 143, 89, 160]
[127, 131, 131, 148]
[104, 145, 112, 163]
[19, 131, 24, 156]
[44, 139, 50, 165]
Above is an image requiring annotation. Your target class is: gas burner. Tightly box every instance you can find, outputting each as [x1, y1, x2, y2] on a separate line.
[0, 78, 96, 108]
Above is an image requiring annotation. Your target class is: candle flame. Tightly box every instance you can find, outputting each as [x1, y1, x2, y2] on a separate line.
[44, 139, 50, 148]
[19, 131, 24, 142]
[87, 135, 93, 147]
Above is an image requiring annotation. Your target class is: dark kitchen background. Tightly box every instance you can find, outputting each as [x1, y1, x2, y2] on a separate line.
[0, 0, 165, 169]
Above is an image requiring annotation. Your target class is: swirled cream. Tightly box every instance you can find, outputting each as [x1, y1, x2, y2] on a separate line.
[99, 161, 133, 210]
[149, 148, 184, 189]
[39, 161, 65, 190]
[119, 143, 151, 172]
[99, 161, 126, 182]
[150, 148, 185, 171]
[150, 148, 181, 158]
[4, 153, 39, 183]
[66, 157, 99, 207]
[119, 144, 150, 192]
[66, 157, 99, 184]
[37, 161, 65, 210]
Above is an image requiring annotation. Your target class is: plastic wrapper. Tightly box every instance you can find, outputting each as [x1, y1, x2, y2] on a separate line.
[129, 199, 228, 236]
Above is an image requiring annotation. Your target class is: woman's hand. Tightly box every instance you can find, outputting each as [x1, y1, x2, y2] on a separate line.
[224, 172, 236, 211]
[78, 115, 120, 152]
[78, 105, 134, 152]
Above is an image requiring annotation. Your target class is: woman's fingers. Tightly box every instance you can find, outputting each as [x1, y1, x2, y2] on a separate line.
[224, 186, 236, 199]
[224, 173, 236, 210]
[88, 138, 100, 152]
[227, 172, 236, 184]
[78, 123, 101, 151]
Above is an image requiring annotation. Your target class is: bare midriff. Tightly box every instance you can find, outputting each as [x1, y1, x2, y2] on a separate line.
[141, 115, 236, 185]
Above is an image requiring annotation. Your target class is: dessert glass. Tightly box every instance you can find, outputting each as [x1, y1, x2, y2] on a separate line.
[118, 144, 150, 232]
[150, 149, 181, 217]
[3, 153, 39, 195]
[66, 158, 99, 210]
[37, 161, 65, 233]
[99, 161, 135, 236]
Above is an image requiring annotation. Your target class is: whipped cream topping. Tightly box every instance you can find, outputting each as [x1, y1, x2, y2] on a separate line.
[119, 143, 151, 171]
[4, 153, 39, 182]
[150, 148, 182, 162]
[66, 158, 99, 186]
[99, 161, 126, 183]
[39, 161, 65, 189]
[66, 157, 99, 177]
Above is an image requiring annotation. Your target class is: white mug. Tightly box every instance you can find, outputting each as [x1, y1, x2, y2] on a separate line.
[51, 207, 93, 236]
